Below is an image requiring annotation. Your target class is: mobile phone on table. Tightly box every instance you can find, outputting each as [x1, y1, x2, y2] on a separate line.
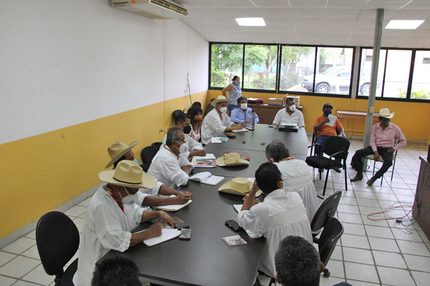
[179, 228, 192, 240]
[176, 221, 189, 230]
[225, 220, 242, 231]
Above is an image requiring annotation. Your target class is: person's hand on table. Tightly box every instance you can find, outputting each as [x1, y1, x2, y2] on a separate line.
[178, 191, 192, 200]
[146, 223, 162, 238]
[159, 211, 176, 228]
[174, 195, 189, 204]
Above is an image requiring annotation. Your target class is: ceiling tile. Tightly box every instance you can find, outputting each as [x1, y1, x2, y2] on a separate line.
[393, 10, 430, 20]
[206, 18, 238, 26]
[197, 9, 231, 18]
[291, 9, 326, 19]
[325, 9, 361, 19]
[294, 26, 324, 34]
[325, 19, 357, 27]
[264, 18, 295, 27]
[259, 8, 293, 18]
[324, 27, 353, 34]
[229, 8, 263, 17]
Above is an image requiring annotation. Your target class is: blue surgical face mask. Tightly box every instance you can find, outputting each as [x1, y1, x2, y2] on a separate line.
[132, 159, 139, 164]
[324, 110, 332, 116]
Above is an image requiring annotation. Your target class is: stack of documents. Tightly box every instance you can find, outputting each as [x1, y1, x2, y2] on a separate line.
[143, 228, 181, 247]
[155, 195, 192, 211]
[192, 154, 217, 168]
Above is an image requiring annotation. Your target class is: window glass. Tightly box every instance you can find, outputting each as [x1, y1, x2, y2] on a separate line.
[313, 47, 354, 95]
[243, 45, 278, 90]
[411, 50, 430, 100]
[210, 44, 243, 88]
[384, 50, 412, 98]
[279, 46, 315, 93]
[358, 48, 386, 97]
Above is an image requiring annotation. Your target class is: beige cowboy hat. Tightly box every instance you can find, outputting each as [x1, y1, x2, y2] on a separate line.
[216, 152, 249, 167]
[218, 177, 262, 197]
[378, 108, 395, 119]
[105, 140, 138, 168]
[211, 95, 232, 106]
[99, 160, 157, 189]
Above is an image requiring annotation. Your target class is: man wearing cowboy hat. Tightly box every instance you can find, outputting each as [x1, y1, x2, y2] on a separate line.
[200, 95, 245, 144]
[106, 140, 192, 207]
[350, 108, 407, 186]
[74, 160, 175, 286]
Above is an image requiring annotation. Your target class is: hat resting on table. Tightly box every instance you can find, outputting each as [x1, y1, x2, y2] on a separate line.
[216, 152, 249, 167]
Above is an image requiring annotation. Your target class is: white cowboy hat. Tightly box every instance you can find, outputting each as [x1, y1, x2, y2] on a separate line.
[216, 152, 249, 167]
[99, 160, 157, 189]
[218, 177, 262, 197]
[105, 140, 138, 168]
[211, 95, 232, 106]
[378, 108, 395, 119]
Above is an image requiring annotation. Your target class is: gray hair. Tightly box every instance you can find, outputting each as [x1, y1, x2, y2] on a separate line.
[166, 127, 182, 146]
[265, 140, 290, 162]
[275, 236, 321, 286]
[237, 96, 247, 105]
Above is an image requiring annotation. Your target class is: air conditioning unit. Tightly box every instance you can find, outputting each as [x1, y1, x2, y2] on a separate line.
[111, 0, 188, 20]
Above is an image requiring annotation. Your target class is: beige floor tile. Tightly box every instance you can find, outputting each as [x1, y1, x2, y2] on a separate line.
[397, 241, 430, 256]
[377, 266, 415, 286]
[411, 271, 430, 286]
[343, 247, 374, 265]
[319, 277, 348, 286]
[1, 237, 35, 255]
[0, 275, 17, 286]
[390, 227, 425, 242]
[0, 256, 39, 278]
[330, 246, 343, 260]
[368, 237, 400, 252]
[72, 217, 86, 233]
[361, 215, 389, 227]
[324, 259, 344, 278]
[22, 264, 53, 285]
[0, 252, 17, 268]
[364, 225, 394, 239]
[404, 254, 430, 272]
[11, 281, 42, 286]
[372, 251, 407, 269]
[24, 231, 36, 239]
[341, 234, 370, 249]
[64, 205, 87, 218]
[338, 213, 363, 224]
[337, 205, 360, 215]
[342, 223, 366, 236]
[344, 262, 379, 283]
[345, 280, 379, 286]
[21, 245, 40, 260]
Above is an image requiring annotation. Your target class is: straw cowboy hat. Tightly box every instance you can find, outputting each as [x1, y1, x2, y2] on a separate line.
[99, 160, 157, 189]
[378, 108, 395, 119]
[218, 177, 262, 196]
[105, 140, 138, 168]
[211, 95, 232, 106]
[216, 152, 249, 167]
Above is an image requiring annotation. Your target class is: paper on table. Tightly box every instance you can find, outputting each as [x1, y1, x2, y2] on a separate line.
[189, 172, 225, 186]
[143, 228, 181, 247]
[193, 154, 216, 160]
[233, 204, 243, 213]
[232, 128, 249, 133]
[325, 114, 337, 127]
[211, 137, 222, 143]
[155, 195, 192, 212]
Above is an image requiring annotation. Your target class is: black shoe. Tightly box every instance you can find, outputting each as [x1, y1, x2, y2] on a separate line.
[334, 168, 341, 173]
[350, 173, 363, 182]
[367, 177, 377, 186]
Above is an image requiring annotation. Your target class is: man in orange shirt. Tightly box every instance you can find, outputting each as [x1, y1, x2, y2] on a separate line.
[313, 103, 345, 172]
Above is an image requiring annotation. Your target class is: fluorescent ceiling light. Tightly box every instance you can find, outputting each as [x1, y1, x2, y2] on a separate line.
[385, 20, 424, 30]
[236, 17, 266, 27]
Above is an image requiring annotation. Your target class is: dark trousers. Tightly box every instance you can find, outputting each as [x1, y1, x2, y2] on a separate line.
[315, 135, 329, 155]
[353, 146, 393, 179]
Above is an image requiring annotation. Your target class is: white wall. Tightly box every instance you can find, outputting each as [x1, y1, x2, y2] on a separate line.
[0, 0, 208, 144]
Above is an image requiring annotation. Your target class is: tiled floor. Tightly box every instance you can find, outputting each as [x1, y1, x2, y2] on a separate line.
[1, 139, 429, 285]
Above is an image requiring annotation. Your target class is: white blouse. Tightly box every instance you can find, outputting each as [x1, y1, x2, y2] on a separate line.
[237, 190, 312, 278]
[201, 109, 233, 144]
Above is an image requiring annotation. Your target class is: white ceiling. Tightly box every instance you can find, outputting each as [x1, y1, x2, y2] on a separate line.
[178, 0, 430, 49]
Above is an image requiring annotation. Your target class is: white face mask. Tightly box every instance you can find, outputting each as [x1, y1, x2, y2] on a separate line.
[176, 141, 189, 154]
[220, 107, 227, 113]
[288, 104, 296, 112]
[120, 187, 138, 206]
[240, 103, 247, 109]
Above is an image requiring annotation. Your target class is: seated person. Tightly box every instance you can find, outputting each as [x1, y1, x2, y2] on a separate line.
[230, 96, 260, 126]
[350, 108, 406, 186]
[187, 105, 204, 142]
[275, 236, 352, 286]
[273, 97, 305, 128]
[74, 160, 175, 286]
[92, 256, 141, 286]
[106, 140, 192, 207]
[313, 103, 345, 153]
[265, 140, 318, 222]
[161, 111, 206, 158]
[200, 95, 244, 144]
[148, 127, 193, 189]
[237, 162, 312, 279]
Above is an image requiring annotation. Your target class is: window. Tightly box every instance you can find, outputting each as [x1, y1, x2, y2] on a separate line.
[279, 46, 315, 93]
[210, 44, 243, 88]
[358, 48, 386, 97]
[411, 51, 430, 100]
[243, 45, 278, 90]
[384, 50, 412, 98]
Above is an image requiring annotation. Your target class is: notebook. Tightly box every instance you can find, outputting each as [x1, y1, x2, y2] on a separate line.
[233, 204, 243, 213]
[232, 128, 249, 133]
[325, 114, 337, 127]
[142, 228, 181, 247]
[211, 137, 222, 143]
[189, 172, 225, 186]
[155, 195, 192, 212]
[192, 154, 217, 168]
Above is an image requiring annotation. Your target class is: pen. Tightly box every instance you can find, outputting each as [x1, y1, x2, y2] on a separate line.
[158, 217, 162, 224]
[176, 189, 182, 193]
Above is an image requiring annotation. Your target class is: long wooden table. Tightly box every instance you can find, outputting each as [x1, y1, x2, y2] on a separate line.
[98, 124, 308, 285]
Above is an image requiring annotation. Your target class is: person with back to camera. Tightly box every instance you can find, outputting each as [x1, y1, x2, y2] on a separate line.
[230, 96, 260, 126]
[92, 256, 142, 286]
[187, 105, 204, 142]
[222, 75, 242, 113]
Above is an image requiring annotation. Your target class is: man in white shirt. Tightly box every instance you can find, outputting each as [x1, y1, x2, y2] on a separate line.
[148, 127, 193, 189]
[237, 162, 312, 279]
[161, 111, 206, 158]
[106, 140, 192, 207]
[272, 97, 305, 128]
[200, 95, 244, 144]
[73, 160, 175, 286]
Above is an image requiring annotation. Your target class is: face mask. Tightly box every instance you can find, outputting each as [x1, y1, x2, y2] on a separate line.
[120, 187, 138, 206]
[324, 110, 332, 116]
[183, 125, 192, 134]
[240, 103, 247, 109]
[132, 159, 139, 164]
[220, 107, 227, 113]
[235, 81, 240, 85]
[288, 104, 296, 112]
[176, 141, 189, 154]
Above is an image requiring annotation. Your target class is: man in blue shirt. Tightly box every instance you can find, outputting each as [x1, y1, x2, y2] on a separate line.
[230, 96, 260, 126]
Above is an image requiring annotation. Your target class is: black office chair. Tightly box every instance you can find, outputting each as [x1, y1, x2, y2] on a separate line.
[306, 136, 350, 198]
[151, 142, 162, 150]
[36, 211, 79, 286]
[318, 218, 344, 278]
[140, 146, 158, 170]
[310, 190, 342, 243]
[309, 131, 319, 156]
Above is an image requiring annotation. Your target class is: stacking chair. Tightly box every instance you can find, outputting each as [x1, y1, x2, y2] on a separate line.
[318, 218, 344, 278]
[36, 211, 79, 286]
[364, 149, 398, 186]
[151, 141, 162, 150]
[306, 136, 350, 197]
[140, 146, 158, 172]
[310, 190, 342, 243]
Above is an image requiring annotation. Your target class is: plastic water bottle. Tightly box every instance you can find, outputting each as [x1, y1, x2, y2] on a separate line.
[250, 110, 255, 130]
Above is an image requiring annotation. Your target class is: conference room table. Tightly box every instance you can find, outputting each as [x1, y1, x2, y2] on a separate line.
[98, 124, 309, 286]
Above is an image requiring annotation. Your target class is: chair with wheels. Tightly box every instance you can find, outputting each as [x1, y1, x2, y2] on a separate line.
[310, 190, 342, 243]
[36, 211, 79, 286]
[318, 218, 344, 278]
[306, 136, 350, 198]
